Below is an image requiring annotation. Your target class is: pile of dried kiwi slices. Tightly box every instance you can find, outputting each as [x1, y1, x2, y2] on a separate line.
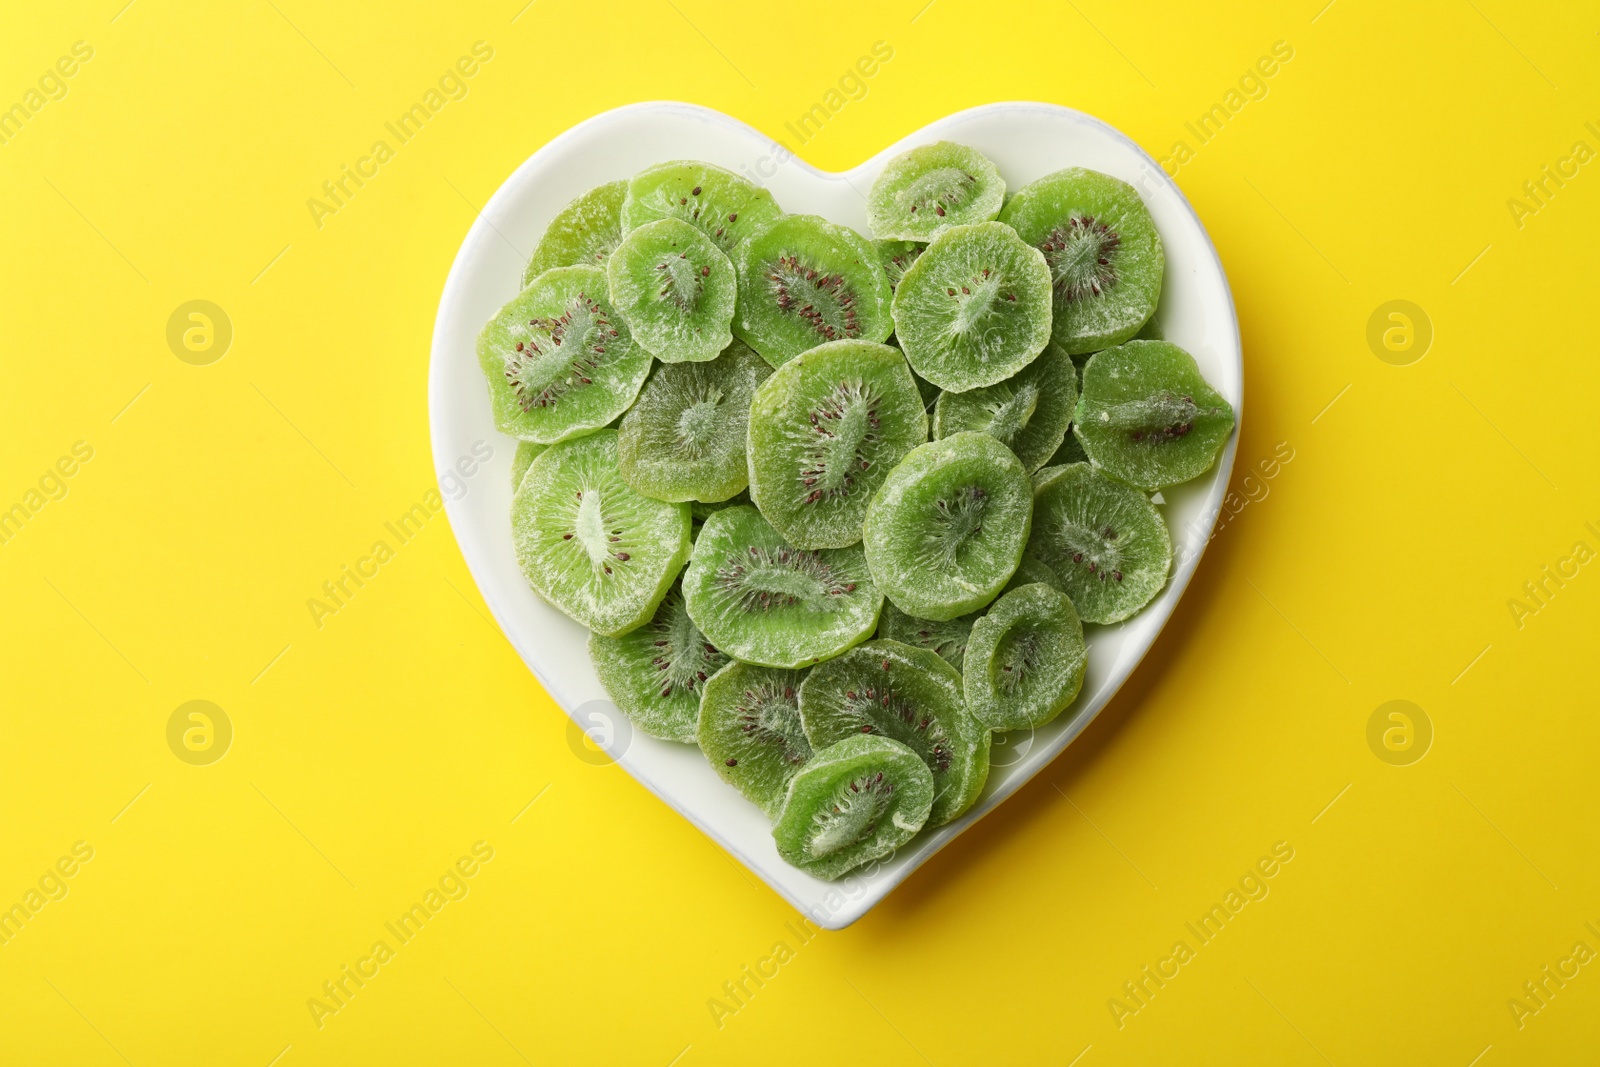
[477, 140, 1236, 881]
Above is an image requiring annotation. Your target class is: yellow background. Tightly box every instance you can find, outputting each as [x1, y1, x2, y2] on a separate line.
[3, 0, 1598, 1063]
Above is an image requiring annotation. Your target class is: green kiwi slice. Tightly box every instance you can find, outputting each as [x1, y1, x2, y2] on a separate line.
[511, 440, 546, 490]
[998, 168, 1164, 355]
[733, 215, 894, 367]
[697, 661, 813, 817]
[522, 180, 626, 288]
[606, 217, 736, 363]
[797, 640, 990, 827]
[746, 339, 927, 550]
[932, 344, 1078, 473]
[890, 221, 1053, 392]
[875, 600, 976, 670]
[772, 734, 933, 881]
[477, 266, 650, 443]
[621, 161, 782, 258]
[861, 432, 1033, 621]
[588, 578, 729, 742]
[681, 505, 881, 668]
[1073, 340, 1235, 489]
[876, 240, 925, 290]
[617, 340, 771, 503]
[512, 430, 692, 636]
[963, 583, 1087, 731]
[1026, 462, 1171, 624]
[867, 141, 1005, 241]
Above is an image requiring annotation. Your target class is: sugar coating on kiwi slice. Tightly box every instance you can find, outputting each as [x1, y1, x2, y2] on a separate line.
[963, 582, 1086, 731]
[511, 440, 546, 491]
[512, 430, 692, 636]
[1073, 340, 1235, 490]
[891, 221, 1053, 392]
[682, 505, 882, 668]
[617, 340, 771, 503]
[697, 661, 813, 817]
[746, 339, 927, 550]
[1026, 462, 1171, 625]
[862, 432, 1033, 621]
[606, 217, 736, 363]
[622, 161, 781, 258]
[932, 344, 1078, 473]
[523, 180, 626, 288]
[876, 240, 925, 290]
[477, 266, 650, 443]
[734, 215, 894, 368]
[867, 141, 1005, 241]
[797, 640, 990, 827]
[589, 578, 729, 743]
[876, 600, 976, 670]
[772, 734, 933, 881]
[999, 168, 1163, 355]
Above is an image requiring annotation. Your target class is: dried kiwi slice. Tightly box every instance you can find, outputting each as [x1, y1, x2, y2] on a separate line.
[589, 578, 729, 742]
[697, 661, 812, 817]
[522, 180, 626, 287]
[1026, 463, 1171, 624]
[681, 505, 881, 668]
[932, 344, 1078, 473]
[891, 222, 1053, 392]
[477, 266, 650, 443]
[772, 734, 933, 881]
[1004, 554, 1062, 594]
[734, 215, 894, 367]
[876, 240, 925, 290]
[862, 432, 1033, 621]
[617, 340, 771, 503]
[1073, 340, 1235, 489]
[511, 440, 546, 490]
[798, 640, 990, 827]
[876, 601, 975, 671]
[746, 339, 927, 550]
[963, 583, 1087, 731]
[999, 168, 1164, 355]
[621, 161, 782, 257]
[867, 141, 1005, 241]
[513, 430, 692, 635]
[606, 217, 736, 363]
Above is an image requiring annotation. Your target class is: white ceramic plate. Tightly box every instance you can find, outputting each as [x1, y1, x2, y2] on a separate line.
[430, 101, 1241, 929]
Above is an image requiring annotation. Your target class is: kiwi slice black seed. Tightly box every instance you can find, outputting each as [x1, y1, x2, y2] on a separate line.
[797, 640, 991, 827]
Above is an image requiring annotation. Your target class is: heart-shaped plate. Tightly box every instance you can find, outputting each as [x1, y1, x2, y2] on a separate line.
[430, 102, 1241, 928]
